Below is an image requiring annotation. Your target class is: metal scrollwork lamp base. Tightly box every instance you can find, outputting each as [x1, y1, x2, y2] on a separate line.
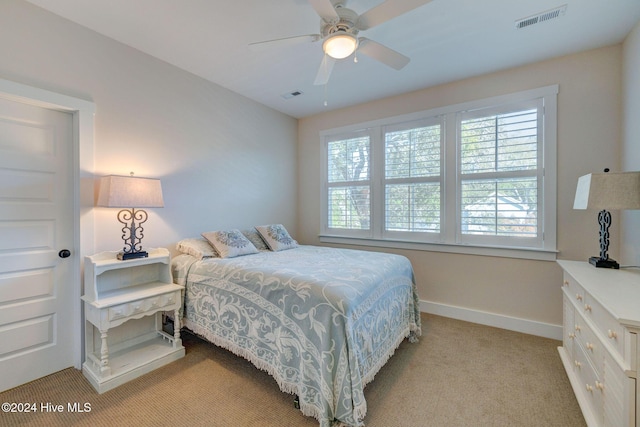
[116, 208, 150, 260]
[588, 209, 619, 269]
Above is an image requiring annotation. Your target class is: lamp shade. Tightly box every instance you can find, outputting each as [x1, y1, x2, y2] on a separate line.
[573, 171, 640, 210]
[323, 33, 357, 59]
[97, 175, 164, 208]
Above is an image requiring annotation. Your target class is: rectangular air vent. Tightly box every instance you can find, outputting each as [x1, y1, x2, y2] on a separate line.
[281, 90, 303, 100]
[515, 4, 567, 29]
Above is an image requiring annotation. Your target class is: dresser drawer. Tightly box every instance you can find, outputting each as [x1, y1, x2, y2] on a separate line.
[573, 339, 604, 423]
[563, 295, 576, 358]
[159, 292, 179, 307]
[563, 273, 586, 307]
[574, 309, 605, 376]
[564, 272, 628, 370]
[108, 303, 129, 321]
[582, 293, 626, 366]
[108, 290, 180, 321]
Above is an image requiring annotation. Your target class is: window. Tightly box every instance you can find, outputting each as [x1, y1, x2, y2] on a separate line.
[326, 131, 371, 235]
[458, 101, 543, 248]
[321, 86, 557, 260]
[384, 119, 442, 237]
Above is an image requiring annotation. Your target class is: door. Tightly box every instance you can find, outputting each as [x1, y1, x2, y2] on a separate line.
[0, 96, 75, 392]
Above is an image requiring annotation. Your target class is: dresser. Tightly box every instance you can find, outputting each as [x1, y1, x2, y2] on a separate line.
[557, 260, 639, 427]
[82, 248, 185, 393]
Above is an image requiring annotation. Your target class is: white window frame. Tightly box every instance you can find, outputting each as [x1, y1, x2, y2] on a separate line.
[322, 128, 374, 239]
[456, 99, 544, 248]
[381, 117, 444, 243]
[320, 85, 558, 261]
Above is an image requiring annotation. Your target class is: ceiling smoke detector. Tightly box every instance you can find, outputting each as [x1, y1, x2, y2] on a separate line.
[515, 4, 567, 29]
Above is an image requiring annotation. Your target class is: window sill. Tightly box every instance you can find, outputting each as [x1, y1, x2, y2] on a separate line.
[318, 235, 558, 261]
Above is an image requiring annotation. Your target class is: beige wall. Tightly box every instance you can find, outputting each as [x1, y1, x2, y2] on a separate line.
[1, 0, 631, 333]
[622, 21, 640, 266]
[298, 46, 623, 329]
[0, 0, 298, 254]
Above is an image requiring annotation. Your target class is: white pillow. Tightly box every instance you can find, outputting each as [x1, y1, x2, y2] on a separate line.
[176, 238, 217, 260]
[202, 229, 259, 258]
[255, 224, 298, 252]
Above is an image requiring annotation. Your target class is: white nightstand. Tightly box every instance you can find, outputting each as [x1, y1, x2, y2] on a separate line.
[82, 248, 185, 393]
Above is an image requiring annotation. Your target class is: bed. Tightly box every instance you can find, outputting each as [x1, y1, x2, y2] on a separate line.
[171, 229, 421, 427]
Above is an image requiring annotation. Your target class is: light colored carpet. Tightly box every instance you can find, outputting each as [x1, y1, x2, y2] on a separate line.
[0, 314, 585, 427]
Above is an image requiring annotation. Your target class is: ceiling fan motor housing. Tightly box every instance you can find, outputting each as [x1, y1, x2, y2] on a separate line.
[321, 6, 359, 38]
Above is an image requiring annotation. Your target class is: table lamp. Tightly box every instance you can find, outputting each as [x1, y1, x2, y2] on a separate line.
[573, 170, 640, 268]
[97, 173, 164, 260]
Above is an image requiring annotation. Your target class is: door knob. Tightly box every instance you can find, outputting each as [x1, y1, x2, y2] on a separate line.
[58, 249, 71, 258]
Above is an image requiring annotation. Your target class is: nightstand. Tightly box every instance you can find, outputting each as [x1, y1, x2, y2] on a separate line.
[82, 247, 185, 393]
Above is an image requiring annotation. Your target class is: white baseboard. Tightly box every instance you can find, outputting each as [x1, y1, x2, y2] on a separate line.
[420, 300, 563, 340]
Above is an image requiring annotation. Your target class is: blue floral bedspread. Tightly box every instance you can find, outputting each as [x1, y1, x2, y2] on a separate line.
[171, 245, 421, 427]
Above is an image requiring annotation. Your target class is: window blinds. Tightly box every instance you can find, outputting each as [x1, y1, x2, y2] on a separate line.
[459, 107, 540, 238]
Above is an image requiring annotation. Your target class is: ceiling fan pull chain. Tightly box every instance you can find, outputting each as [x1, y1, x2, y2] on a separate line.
[324, 82, 328, 107]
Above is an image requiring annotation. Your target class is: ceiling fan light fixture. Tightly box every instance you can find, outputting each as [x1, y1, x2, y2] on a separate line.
[323, 33, 357, 59]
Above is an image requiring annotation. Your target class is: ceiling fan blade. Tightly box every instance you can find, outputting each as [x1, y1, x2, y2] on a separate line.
[249, 34, 321, 50]
[357, 0, 433, 30]
[308, 0, 339, 23]
[357, 38, 410, 70]
[314, 54, 336, 85]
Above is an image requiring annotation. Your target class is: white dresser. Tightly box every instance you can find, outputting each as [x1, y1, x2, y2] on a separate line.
[558, 260, 639, 427]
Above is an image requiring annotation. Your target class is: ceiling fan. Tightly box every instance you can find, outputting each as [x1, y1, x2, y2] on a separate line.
[249, 0, 433, 85]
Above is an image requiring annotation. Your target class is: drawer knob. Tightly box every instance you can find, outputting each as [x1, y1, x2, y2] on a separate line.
[563, 280, 569, 287]
[595, 381, 604, 391]
[584, 304, 592, 312]
[576, 294, 583, 301]
[574, 324, 581, 332]
[574, 360, 581, 368]
[568, 333, 575, 339]
[586, 384, 593, 393]
[586, 342, 594, 351]
[607, 329, 618, 339]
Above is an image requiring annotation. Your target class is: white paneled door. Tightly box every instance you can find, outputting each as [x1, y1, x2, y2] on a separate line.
[0, 96, 75, 392]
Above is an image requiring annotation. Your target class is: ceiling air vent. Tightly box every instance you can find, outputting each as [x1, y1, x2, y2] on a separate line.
[515, 4, 567, 29]
[281, 90, 303, 100]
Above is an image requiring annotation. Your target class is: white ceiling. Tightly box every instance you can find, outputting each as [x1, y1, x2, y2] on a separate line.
[25, 0, 640, 118]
